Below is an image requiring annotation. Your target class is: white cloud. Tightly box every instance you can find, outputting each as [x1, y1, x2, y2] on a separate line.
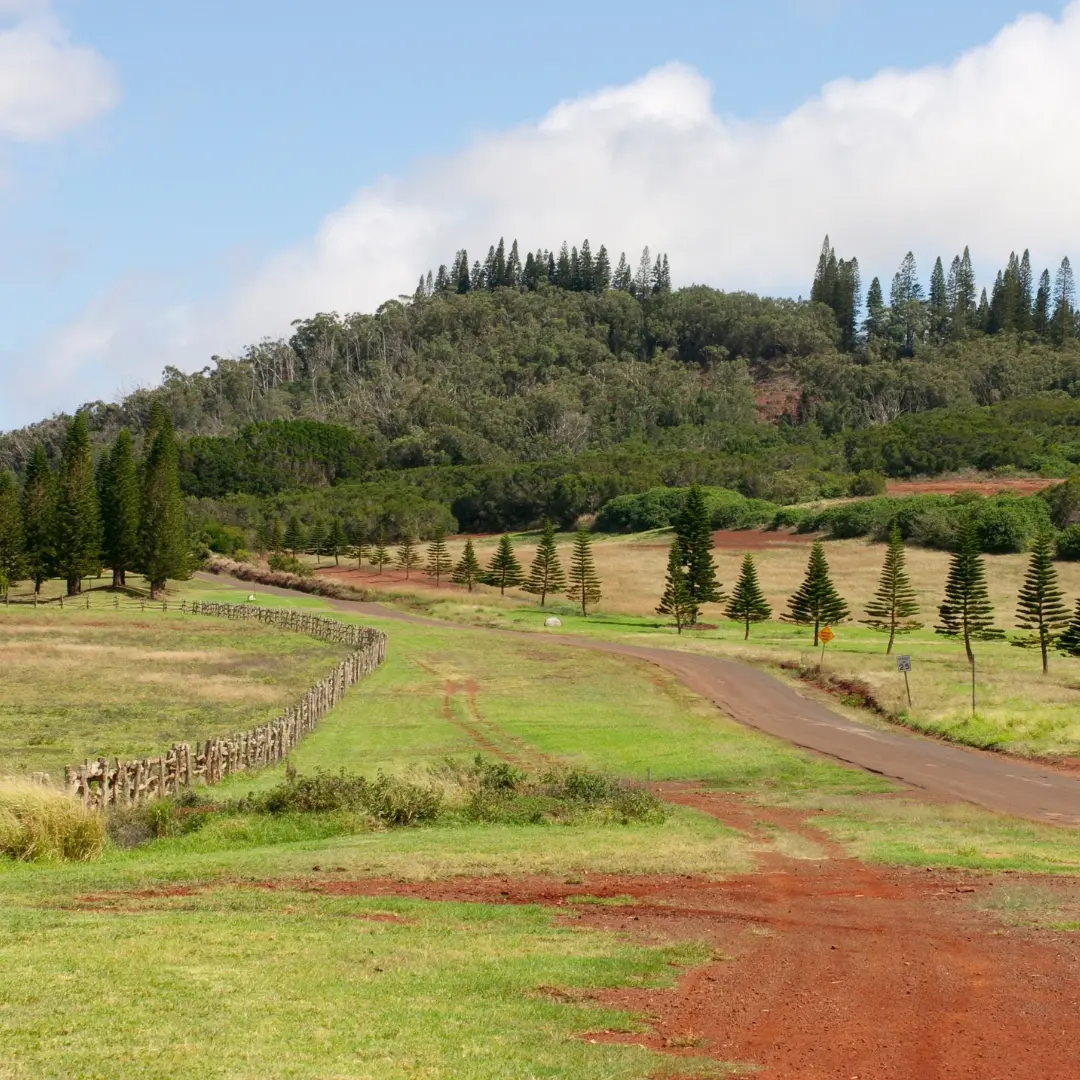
[6, 1, 1080, 428]
[0, 1, 118, 141]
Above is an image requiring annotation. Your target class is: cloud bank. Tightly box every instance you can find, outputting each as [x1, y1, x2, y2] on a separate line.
[0, 2, 118, 141]
[8, 1, 1080, 427]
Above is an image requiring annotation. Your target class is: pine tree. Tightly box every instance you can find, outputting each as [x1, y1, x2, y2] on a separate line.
[936, 517, 1003, 710]
[269, 518, 285, 553]
[593, 245, 611, 292]
[929, 257, 948, 341]
[863, 277, 888, 344]
[862, 525, 922, 653]
[486, 535, 523, 595]
[308, 518, 328, 565]
[656, 539, 694, 632]
[20, 443, 54, 594]
[785, 541, 849, 645]
[284, 515, 305, 556]
[566, 526, 602, 616]
[522, 520, 566, 605]
[425, 525, 452, 585]
[452, 538, 482, 591]
[138, 412, 187, 599]
[326, 518, 347, 566]
[0, 470, 24, 597]
[1051, 257, 1076, 344]
[352, 527, 368, 567]
[1056, 599, 1080, 657]
[371, 531, 390, 573]
[54, 412, 101, 596]
[1035, 269, 1052, 336]
[1015, 531, 1070, 674]
[674, 485, 722, 622]
[725, 553, 772, 640]
[396, 535, 419, 578]
[98, 429, 140, 587]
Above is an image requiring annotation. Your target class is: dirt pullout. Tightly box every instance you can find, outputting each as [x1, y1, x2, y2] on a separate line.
[296, 789, 1080, 1080]
[885, 477, 1053, 496]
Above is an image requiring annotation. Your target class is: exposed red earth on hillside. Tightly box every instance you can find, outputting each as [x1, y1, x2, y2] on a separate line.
[237, 787, 1078, 1080]
[885, 477, 1054, 496]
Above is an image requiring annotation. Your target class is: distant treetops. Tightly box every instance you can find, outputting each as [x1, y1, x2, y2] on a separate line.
[0, 403, 188, 600]
[813, 234, 1079, 357]
[417, 237, 671, 300]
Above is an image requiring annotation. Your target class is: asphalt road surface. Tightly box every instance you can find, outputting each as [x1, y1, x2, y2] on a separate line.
[198, 573, 1080, 825]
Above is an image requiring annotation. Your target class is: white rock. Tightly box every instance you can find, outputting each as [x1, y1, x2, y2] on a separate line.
[544, 616, 562, 628]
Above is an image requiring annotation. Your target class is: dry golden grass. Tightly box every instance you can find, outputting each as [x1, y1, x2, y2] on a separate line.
[0, 607, 349, 777]
[0, 779, 106, 861]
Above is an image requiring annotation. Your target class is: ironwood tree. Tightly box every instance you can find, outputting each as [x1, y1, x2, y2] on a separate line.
[674, 485, 722, 623]
[54, 412, 101, 596]
[656, 539, 693, 632]
[725, 553, 772, 640]
[138, 412, 188, 599]
[566, 526, 602, 616]
[785, 541, 848, 645]
[862, 524, 921, 653]
[97, 429, 140, 588]
[936, 516, 1003, 711]
[522, 520, 565, 605]
[486, 535, 523, 594]
[425, 525, 453, 585]
[1015, 531, 1070, 674]
[452, 538, 482, 591]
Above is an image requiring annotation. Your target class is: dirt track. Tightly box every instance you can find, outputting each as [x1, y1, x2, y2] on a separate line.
[287, 787, 1080, 1079]
[196, 572, 1080, 825]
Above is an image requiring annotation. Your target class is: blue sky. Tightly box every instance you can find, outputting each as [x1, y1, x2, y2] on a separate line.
[0, 0, 1074, 427]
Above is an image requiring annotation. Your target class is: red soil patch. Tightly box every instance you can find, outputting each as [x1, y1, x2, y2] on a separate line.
[291, 787, 1080, 1079]
[885, 477, 1053, 497]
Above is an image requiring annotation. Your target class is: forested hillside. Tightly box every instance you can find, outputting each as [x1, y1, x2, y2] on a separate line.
[3, 236, 1080, 538]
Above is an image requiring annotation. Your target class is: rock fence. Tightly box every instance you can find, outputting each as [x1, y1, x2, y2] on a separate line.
[63, 600, 387, 810]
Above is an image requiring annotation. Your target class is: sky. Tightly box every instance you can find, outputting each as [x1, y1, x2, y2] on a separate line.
[0, 0, 1075, 429]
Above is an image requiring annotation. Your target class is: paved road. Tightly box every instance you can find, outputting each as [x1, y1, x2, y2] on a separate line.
[197, 573, 1080, 825]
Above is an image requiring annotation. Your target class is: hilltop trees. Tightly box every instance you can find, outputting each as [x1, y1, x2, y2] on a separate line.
[54, 413, 101, 596]
[786, 541, 848, 645]
[522, 521, 565, 605]
[566, 526, 602, 616]
[725, 554, 771, 639]
[1015, 531, 1069, 674]
[486, 535, 523, 595]
[862, 525, 921, 652]
[98, 430, 140, 588]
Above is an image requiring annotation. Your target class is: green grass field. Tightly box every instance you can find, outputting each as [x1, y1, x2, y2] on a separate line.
[0, 596, 349, 778]
[2, 574, 1080, 1078]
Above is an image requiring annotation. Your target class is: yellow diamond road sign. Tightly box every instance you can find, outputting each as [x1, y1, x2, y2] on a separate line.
[819, 626, 834, 644]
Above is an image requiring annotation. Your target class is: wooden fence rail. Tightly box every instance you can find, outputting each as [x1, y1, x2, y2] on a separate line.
[63, 601, 387, 810]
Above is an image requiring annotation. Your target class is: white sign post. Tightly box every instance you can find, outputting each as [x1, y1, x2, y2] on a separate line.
[896, 655, 912, 707]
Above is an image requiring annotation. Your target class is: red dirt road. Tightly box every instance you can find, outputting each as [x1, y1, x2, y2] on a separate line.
[885, 477, 1053, 496]
[291, 788, 1080, 1079]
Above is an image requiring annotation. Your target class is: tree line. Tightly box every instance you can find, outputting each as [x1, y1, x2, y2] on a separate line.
[417, 237, 671, 299]
[813, 235, 1078, 358]
[0, 405, 188, 600]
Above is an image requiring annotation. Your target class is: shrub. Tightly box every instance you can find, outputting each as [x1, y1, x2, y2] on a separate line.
[848, 470, 887, 497]
[595, 486, 778, 534]
[0, 781, 106, 862]
[255, 769, 442, 826]
[267, 552, 312, 577]
[1056, 524, 1080, 560]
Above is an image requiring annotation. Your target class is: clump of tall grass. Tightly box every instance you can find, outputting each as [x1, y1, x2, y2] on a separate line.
[0, 780, 106, 862]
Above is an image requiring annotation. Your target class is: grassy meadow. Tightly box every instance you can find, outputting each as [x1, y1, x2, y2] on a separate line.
[2, 575, 1080, 1076]
[317, 530, 1080, 760]
[0, 582, 349, 778]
